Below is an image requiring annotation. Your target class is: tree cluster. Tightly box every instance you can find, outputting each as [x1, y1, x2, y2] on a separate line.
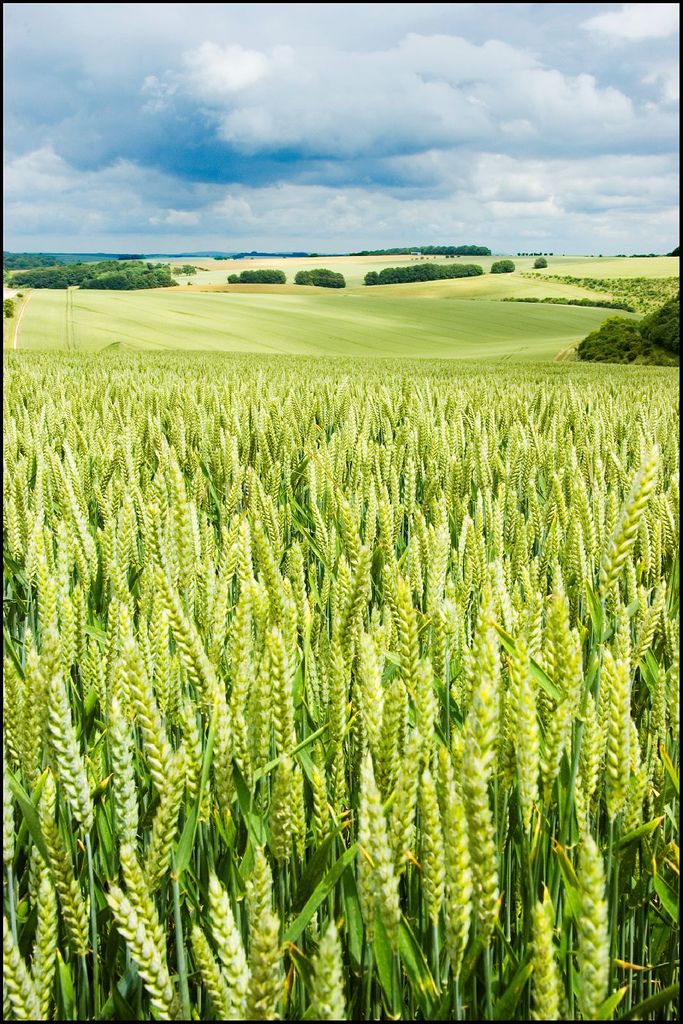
[533, 257, 548, 269]
[172, 265, 198, 276]
[3, 253, 63, 270]
[294, 269, 346, 288]
[85, 266, 176, 290]
[577, 295, 679, 364]
[364, 263, 484, 286]
[10, 260, 177, 290]
[490, 260, 516, 274]
[233, 251, 310, 258]
[227, 269, 287, 284]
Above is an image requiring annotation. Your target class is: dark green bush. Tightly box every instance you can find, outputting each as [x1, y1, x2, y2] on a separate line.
[533, 257, 548, 269]
[295, 269, 346, 288]
[639, 295, 679, 354]
[228, 269, 287, 284]
[577, 318, 643, 362]
[491, 260, 516, 274]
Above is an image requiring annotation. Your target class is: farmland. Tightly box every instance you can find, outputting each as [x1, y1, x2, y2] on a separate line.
[160, 253, 679, 288]
[11, 287, 630, 360]
[5, 254, 677, 360]
[3, 349, 679, 1021]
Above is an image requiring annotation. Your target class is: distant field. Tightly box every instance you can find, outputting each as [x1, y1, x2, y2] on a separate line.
[6, 253, 677, 360]
[529, 256, 679, 279]
[167, 253, 680, 288]
[357, 273, 612, 302]
[15, 287, 633, 360]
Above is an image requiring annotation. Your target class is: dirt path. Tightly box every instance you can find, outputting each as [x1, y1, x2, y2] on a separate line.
[12, 291, 32, 350]
[554, 342, 577, 362]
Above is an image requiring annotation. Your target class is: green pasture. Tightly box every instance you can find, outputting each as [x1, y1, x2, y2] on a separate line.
[16, 287, 633, 360]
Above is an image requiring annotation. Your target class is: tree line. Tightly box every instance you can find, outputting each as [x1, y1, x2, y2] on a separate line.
[3, 252, 64, 270]
[352, 245, 491, 256]
[364, 263, 485, 285]
[8, 260, 177, 290]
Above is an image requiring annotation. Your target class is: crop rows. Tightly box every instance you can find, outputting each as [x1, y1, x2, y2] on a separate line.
[3, 352, 680, 1020]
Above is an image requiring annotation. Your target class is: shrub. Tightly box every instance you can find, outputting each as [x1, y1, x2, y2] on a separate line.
[533, 257, 548, 269]
[577, 318, 643, 362]
[639, 295, 679, 354]
[502, 297, 634, 311]
[4, 298, 15, 318]
[491, 260, 516, 274]
[228, 269, 287, 284]
[295, 269, 346, 288]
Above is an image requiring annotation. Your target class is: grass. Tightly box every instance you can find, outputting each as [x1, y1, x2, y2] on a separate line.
[8, 253, 678, 361]
[2, 289, 30, 350]
[16, 288, 633, 360]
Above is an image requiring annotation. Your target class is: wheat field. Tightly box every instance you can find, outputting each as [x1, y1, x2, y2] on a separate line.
[3, 351, 679, 1020]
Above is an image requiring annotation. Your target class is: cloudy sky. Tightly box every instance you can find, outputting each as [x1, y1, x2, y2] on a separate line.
[3, 3, 679, 254]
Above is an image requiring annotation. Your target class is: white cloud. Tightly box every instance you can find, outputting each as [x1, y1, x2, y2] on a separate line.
[4, 139, 678, 256]
[181, 42, 277, 97]
[149, 209, 200, 226]
[164, 32, 654, 160]
[212, 194, 255, 224]
[643, 63, 679, 103]
[141, 75, 178, 113]
[3, 147, 199, 238]
[582, 4, 679, 41]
